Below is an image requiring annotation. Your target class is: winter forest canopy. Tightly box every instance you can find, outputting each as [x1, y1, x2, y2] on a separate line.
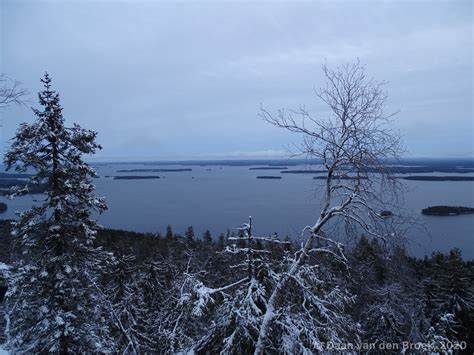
[0, 62, 472, 355]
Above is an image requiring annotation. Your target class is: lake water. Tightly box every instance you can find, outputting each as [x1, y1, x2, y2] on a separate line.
[1, 164, 473, 259]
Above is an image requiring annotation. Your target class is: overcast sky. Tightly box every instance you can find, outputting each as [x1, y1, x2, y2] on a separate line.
[1, 0, 472, 160]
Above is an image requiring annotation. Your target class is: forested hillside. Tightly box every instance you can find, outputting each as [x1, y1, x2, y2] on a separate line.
[1, 220, 472, 352]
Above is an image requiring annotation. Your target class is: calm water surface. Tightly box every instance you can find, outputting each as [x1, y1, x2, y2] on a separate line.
[1, 164, 473, 259]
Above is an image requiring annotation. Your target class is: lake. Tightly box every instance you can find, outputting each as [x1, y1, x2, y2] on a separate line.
[1, 163, 473, 259]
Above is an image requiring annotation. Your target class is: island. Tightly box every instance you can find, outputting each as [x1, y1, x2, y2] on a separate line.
[281, 170, 326, 174]
[0, 203, 7, 213]
[249, 167, 288, 170]
[114, 176, 161, 180]
[116, 168, 192, 173]
[256, 176, 282, 179]
[313, 176, 368, 180]
[402, 176, 474, 181]
[421, 206, 474, 216]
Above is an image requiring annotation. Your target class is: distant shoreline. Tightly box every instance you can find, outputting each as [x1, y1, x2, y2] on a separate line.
[403, 176, 474, 181]
[77, 157, 473, 168]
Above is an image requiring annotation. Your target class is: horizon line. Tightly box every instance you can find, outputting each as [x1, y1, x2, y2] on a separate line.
[81, 156, 474, 164]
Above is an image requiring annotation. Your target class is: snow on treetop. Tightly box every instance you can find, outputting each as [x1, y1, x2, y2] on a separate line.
[0, 262, 10, 271]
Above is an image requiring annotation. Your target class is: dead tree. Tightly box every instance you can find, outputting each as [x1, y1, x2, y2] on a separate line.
[254, 60, 404, 353]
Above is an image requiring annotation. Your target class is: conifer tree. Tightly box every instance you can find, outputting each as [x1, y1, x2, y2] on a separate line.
[202, 230, 212, 245]
[185, 226, 195, 244]
[217, 233, 226, 250]
[192, 218, 356, 353]
[422, 249, 474, 345]
[105, 254, 153, 353]
[3, 73, 110, 353]
[165, 225, 173, 240]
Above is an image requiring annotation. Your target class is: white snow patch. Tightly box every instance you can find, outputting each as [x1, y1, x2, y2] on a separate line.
[0, 344, 9, 355]
[0, 262, 9, 271]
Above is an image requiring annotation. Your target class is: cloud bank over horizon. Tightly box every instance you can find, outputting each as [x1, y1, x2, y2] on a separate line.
[1, 0, 472, 160]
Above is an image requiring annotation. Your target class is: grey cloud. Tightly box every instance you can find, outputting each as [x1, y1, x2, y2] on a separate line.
[1, 0, 472, 159]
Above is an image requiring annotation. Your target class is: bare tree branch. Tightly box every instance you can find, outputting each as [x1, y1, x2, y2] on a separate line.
[0, 74, 28, 110]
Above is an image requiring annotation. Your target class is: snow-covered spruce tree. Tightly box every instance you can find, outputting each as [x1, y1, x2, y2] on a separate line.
[421, 249, 474, 347]
[153, 251, 218, 353]
[3, 73, 110, 353]
[273, 249, 358, 353]
[190, 218, 357, 353]
[194, 218, 282, 353]
[349, 239, 417, 346]
[254, 60, 403, 353]
[360, 282, 407, 345]
[103, 253, 155, 353]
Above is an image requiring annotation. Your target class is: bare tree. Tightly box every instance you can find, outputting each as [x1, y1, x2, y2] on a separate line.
[252, 60, 404, 353]
[0, 74, 28, 110]
[173, 61, 404, 353]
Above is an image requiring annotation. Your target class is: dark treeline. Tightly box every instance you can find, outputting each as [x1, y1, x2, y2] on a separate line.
[1, 220, 472, 353]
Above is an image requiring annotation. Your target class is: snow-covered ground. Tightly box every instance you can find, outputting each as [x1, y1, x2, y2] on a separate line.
[0, 345, 8, 355]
